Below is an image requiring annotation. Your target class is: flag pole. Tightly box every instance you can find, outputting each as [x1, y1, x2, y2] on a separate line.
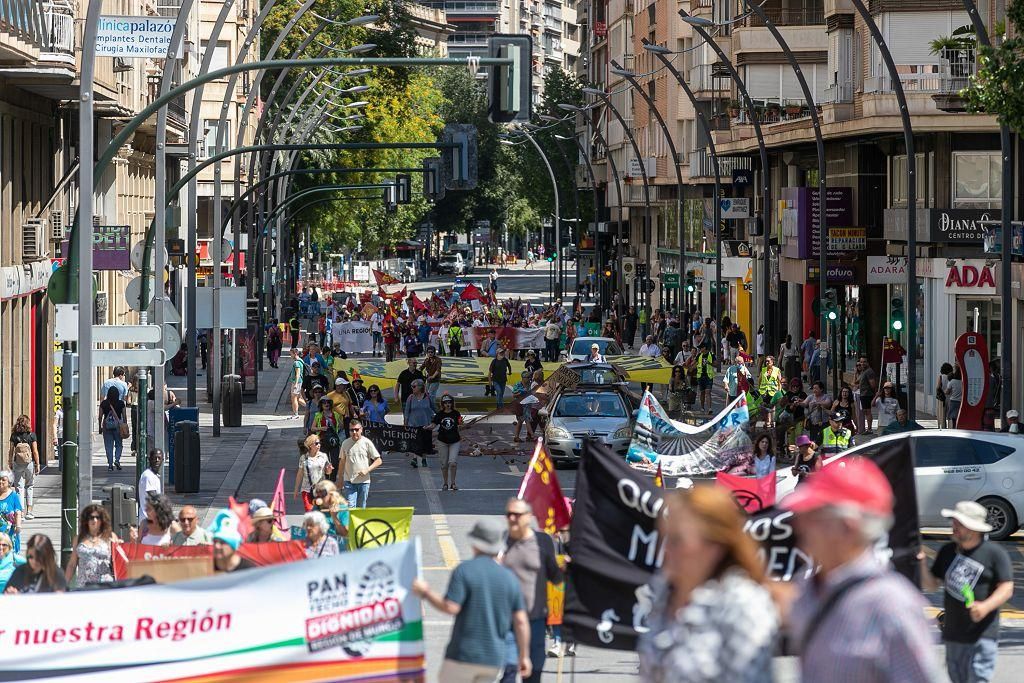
[517, 437, 545, 499]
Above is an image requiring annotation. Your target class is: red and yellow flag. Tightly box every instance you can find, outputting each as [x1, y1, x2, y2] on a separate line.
[372, 268, 400, 285]
[518, 439, 572, 534]
[654, 462, 665, 489]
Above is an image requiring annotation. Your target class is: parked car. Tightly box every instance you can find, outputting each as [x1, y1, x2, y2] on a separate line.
[541, 367, 637, 466]
[776, 430, 1024, 540]
[567, 336, 623, 361]
[437, 252, 466, 275]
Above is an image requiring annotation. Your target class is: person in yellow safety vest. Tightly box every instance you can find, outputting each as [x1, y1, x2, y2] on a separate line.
[695, 345, 716, 416]
[821, 411, 853, 454]
[759, 356, 783, 428]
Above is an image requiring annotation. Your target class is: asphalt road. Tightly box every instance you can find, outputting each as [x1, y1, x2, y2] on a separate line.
[240, 262, 1024, 682]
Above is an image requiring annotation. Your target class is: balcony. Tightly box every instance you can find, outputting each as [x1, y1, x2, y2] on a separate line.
[447, 32, 492, 47]
[40, 1, 74, 63]
[823, 81, 854, 104]
[543, 15, 561, 31]
[687, 63, 729, 97]
[155, 0, 182, 17]
[426, 1, 500, 16]
[146, 75, 187, 128]
[739, 7, 825, 27]
[688, 148, 752, 179]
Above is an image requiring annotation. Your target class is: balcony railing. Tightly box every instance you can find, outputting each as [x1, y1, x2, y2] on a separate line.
[543, 15, 561, 31]
[41, 1, 74, 58]
[740, 7, 825, 27]
[864, 58, 976, 95]
[425, 1, 500, 15]
[689, 148, 752, 178]
[823, 81, 854, 104]
[155, 0, 182, 17]
[687, 63, 728, 93]
[447, 33, 492, 46]
[147, 75, 187, 126]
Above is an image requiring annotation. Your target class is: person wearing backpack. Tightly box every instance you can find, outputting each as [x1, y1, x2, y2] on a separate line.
[98, 386, 127, 472]
[448, 323, 464, 358]
[7, 416, 40, 521]
[266, 319, 283, 368]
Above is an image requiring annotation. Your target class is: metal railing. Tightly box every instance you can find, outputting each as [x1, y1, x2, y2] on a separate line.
[146, 75, 187, 126]
[425, 1, 500, 14]
[41, 0, 74, 56]
[688, 63, 727, 92]
[823, 81, 854, 104]
[740, 7, 825, 27]
[155, 0, 182, 17]
[543, 15, 561, 31]
[447, 33, 492, 46]
[688, 148, 752, 178]
[864, 64, 974, 95]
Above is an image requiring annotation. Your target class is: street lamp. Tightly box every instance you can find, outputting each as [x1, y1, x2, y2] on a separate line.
[581, 87, 653, 335]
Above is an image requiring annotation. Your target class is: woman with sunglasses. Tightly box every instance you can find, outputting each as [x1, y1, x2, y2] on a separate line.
[0, 531, 24, 591]
[430, 395, 463, 492]
[360, 384, 389, 425]
[4, 534, 66, 594]
[65, 504, 118, 587]
[293, 434, 333, 512]
[312, 398, 344, 482]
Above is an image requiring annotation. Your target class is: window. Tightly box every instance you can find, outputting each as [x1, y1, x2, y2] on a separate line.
[890, 153, 930, 208]
[914, 437, 978, 468]
[972, 441, 1014, 465]
[202, 119, 231, 157]
[200, 39, 231, 73]
[953, 151, 1001, 208]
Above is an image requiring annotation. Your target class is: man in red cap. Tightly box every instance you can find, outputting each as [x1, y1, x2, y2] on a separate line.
[783, 457, 939, 683]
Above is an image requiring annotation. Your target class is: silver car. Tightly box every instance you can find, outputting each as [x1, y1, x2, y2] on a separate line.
[543, 388, 634, 466]
[780, 430, 1024, 540]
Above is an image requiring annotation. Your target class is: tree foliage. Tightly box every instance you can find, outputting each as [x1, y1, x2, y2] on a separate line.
[962, 0, 1024, 135]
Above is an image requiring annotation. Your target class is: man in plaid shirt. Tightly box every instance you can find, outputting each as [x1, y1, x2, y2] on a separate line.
[783, 458, 941, 683]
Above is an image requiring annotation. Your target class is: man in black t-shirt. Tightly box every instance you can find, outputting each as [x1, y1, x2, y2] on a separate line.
[301, 361, 331, 401]
[921, 500, 1013, 683]
[395, 358, 425, 407]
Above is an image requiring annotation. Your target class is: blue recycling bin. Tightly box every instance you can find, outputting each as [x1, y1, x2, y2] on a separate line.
[167, 406, 199, 482]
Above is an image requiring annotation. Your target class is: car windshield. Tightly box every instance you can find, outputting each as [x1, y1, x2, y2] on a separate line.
[440, 255, 458, 263]
[572, 339, 611, 355]
[554, 392, 627, 418]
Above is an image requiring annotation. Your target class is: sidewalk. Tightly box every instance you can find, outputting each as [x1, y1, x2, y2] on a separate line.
[30, 351, 295, 553]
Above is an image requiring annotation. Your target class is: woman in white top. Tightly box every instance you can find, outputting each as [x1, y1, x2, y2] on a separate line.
[755, 325, 765, 362]
[293, 433, 333, 512]
[872, 382, 901, 430]
[945, 367, 964, 428]
[140, 492, 176, 546]
[936, 362, 954, 428]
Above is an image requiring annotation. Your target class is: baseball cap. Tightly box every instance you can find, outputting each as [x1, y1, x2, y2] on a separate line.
[941, 500, 993, 533]
[335, 377, 348, 386]
[1007, 410, 1020, 419]
[782, 457, 893, 517]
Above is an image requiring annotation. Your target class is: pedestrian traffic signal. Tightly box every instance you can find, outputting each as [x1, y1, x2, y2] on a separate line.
[545, 253, 555, 263]
[685, 271, 696, 293]
[891, 297, 905, 332]
[487, 35, 532, 123]
[824, 289, 839, 322]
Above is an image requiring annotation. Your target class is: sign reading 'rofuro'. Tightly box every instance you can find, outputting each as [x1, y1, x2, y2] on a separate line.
[96, 16, 175, 58]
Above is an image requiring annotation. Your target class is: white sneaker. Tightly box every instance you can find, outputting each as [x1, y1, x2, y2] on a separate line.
[546, 644, 563, 657]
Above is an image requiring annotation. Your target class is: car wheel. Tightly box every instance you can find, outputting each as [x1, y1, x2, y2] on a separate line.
[979, 497, 1018, 541]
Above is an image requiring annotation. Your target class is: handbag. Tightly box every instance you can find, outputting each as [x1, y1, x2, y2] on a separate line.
[118, 418, 130, 439]
[935, 382, 947, 403]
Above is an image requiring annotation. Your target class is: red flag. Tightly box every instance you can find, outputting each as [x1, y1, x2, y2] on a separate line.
[459, 283, 486, 301]
[715, 471, 777, 513]
[411, 292, 429, 312]
[270, 468, 288, 534]
[654, 462, 665, 489]
[228, 496, 253, 540]
[518, 439, 572, 534]
[237, 541, 306, 567]
[373, 268, 401, 285]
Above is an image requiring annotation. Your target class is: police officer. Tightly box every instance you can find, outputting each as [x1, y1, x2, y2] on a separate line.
[695, 344, 716, 415]
[821, 411, 852, 455]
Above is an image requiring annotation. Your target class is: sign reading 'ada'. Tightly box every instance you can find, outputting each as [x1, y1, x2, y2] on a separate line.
[945, 263, 996, 291]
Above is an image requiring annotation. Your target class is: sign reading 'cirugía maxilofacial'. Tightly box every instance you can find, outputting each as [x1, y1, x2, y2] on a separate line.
[96, 16, 175, 58]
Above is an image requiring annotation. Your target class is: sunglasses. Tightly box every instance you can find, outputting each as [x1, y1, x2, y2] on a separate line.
[311, 441, 321, 446]
[505, 511, 528, 520]
[87, 515, 102, 522]
[179, 516, 197, 522]
[351, 427, 363, 433]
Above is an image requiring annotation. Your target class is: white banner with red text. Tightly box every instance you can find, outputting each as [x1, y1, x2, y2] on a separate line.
[0, 541, 424, 683]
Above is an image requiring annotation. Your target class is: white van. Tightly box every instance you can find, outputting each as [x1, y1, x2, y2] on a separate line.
[437, 252, 466, 275]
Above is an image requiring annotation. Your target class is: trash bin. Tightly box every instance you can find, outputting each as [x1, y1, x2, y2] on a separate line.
[222, 374, 243, 427]
[173, 420, 201, 494]
[104, 483, 138, 539]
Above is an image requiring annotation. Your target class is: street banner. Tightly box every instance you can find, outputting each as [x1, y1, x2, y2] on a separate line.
[113, 544, 211, 581]
[744, 506, 814, 582]
[348, 507, 414, 550]
[517, 440, 572, 534]
[363, 423, 426, 454]
[60, 225, 131, 270]
[1, 542, 424, 682]
[547, 573, 566, 627]
[954, 331, 990, 430]
[564, 439, 665, 650]
[715, 470, 777, 512]
[237, 541, 307, 566]
[464, 326, 546, 351]
[627, 391, 754, 476]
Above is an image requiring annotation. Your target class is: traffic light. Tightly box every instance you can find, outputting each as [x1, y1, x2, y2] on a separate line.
[685, 271, 696, 293]
[824, 289, 839, 322]
[488, 35, 532, 123]
[603, 267, 612, 278]
[891, 297, 905, 332]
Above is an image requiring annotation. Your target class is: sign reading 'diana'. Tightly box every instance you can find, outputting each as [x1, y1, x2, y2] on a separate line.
[96, 16, 175, 58]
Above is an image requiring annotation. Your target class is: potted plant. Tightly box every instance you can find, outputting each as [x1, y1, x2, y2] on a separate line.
[784, 100, 802, 116]
[728, 99, 741, 118]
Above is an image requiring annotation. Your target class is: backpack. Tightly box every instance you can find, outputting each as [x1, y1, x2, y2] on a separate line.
[103, 408, 120, 431]
[13, 440, 32, 467]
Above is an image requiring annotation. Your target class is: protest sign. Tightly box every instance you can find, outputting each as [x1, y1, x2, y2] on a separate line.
[547, 577, 565, 627]
[112, 544, 212, 581]
[627, 391, 754, 476]
[363, 423, 426, 454]
[3, 542, 424, 682]
[348, 507, 414, 549]
[330, 321, 373, 355]
[237, 541, 307, 566]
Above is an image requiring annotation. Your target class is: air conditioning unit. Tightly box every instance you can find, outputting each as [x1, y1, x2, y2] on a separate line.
[50, 210, 65, 241]
[22, 218, 46, 259]
[113, 57, 133, 73]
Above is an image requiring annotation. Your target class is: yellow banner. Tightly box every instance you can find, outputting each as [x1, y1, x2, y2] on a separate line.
[338, 354, 672, 388]
[347, 506, 414, 549]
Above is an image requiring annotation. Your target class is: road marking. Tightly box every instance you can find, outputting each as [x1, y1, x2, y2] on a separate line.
[418, 463, 460, 569]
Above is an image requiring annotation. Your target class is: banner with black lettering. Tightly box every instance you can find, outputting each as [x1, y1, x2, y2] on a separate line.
[329, 321, 373, 354]
[563, 439, 665, 650]
[362, 423, 425, 454]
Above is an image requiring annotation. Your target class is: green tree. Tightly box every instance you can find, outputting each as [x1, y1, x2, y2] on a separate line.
[962, 0, 1024, 134]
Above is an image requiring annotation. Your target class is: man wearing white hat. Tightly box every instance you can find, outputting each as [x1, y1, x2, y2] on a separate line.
[921, 500, 1013, 683]
[1000, 409, 1020, 434]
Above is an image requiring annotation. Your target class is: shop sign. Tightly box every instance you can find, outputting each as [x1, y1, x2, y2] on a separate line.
[867, 256, 908, 284]
[96, 16, 175, 58]
[944, 263, 996, 292]
[722, 240, 751, 257]
[768, 244, 780, 301]
[807, 262, 857, 284]
[594, 21, 607, 37]
[732, 169, 753, 187]
[982, 224, 1024, 256]
[781, 187, 854, 260]
[827, 227, 866, 253]
[720, 197, 751, 219]
[60, 225, 131, 270]
[933, 209, 997, 243]
[627, 157, 655, 178]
